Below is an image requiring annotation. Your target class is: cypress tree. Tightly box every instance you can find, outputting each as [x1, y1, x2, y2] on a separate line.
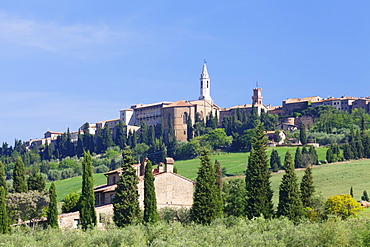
[300, 166, 315, 208]
[350, 187, 354, 198]
[187, 116, 193, 141]
[113, 147, 140, 227]
[245, 123, 274, 219]
[47, 182, 58, 228]
[143, 160, 158, 224]
[0, 162, 6, 195]
[79, 151, 97, 230]
[215, 160, 222, 191]
[299, 123, 307, 145]
[270, 149, 281, 172]
[0, 186, 9, 234]
[309, 146, 319, 165]
[362, 190, 369, 201]
[190, 149, 223, 224]
[114, 121, 127, 149]
[277, 151, 304, 221]
[294, 147, 302, 169]
[13, 157, 28, 193]
[27, 172, 45, 192]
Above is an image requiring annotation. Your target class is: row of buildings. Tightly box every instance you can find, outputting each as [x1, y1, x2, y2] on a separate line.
[27, 63, 370, 147]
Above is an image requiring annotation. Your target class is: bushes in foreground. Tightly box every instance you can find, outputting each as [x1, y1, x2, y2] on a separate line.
[2, 217, 370, 246]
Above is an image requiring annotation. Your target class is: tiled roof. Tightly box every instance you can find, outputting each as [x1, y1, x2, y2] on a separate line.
[162, 100, 193, 108]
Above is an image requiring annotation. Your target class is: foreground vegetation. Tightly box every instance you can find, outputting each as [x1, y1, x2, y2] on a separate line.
[3, 217, 370, 246]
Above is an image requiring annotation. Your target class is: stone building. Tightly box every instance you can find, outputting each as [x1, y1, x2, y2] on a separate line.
[94, 157, 195, 209]
[281, 96, 322, 115]
[311, 96, 358, 112]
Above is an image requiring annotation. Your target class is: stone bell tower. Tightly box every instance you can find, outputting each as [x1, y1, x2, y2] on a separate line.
[198, 62, 212, 101]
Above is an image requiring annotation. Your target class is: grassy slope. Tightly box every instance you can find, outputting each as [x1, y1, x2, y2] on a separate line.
[46, 173, 107, 202]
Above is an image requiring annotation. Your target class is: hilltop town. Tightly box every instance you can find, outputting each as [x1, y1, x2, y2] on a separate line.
[25, 63, 370, 148]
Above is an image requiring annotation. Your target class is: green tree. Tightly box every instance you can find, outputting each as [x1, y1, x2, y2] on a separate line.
[294, 147, 302, 168]
[114, 121, 127, 149]
[143, 160, 158, 224]
[47, 182, 58, 228]
[190, 150, 223, 224]
[0, 186, 9, 234]
[62, 192, 80, 213]
[362, 190, 369, 201]
[300, 166, 315, 208]
[277, 151, 304, 221]
[300, 123, 307, 145]
[350, 187, 354, 198]
[270, 149, 281, 172]
[245, 123, 274, 219]
[325, 194, 363, 219]
[0, 162, 6, 195]
[79, 151, 96, 230]
[27, 172, 45, 192]
[309, 146, 319, 165]
[222, 179, 246, 217]
[113, 147, 140, 227]
[13, 157, 28, 193]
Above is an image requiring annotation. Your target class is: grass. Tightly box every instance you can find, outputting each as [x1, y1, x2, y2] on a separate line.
[46, 173, 107, 202]
[176, 146, 328, 180]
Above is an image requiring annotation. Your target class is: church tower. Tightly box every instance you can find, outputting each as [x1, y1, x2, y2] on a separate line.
[198, 62, 212, 101]
[252, 86, 263, 105]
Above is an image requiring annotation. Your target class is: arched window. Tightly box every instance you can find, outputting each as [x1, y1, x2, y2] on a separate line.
[207, 81, 209, 88]
[183, 112, 188, 124]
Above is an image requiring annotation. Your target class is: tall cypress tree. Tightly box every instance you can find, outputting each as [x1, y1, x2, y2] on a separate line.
[294, 147, 302, 168]
[79, 151, 96, 230]
[0, 186, 9, 234]
[299, 123, 307, 145]
[114, 121, 127, 149]
[270, 149, 281, 172]
[300, 166, 315, 208]
[143, 160, 158, 224]
[0, 162, 6, 195]
[309, 146, 318, 165]
[13, 157, 28, 193]
[350, 187, 354, 198]
[277, 151, 303, 221]
[245, 123, 274, 219]
[190, 150, 223, 224]
[47, 182, 58, 228]
[113, 147, 140, 227]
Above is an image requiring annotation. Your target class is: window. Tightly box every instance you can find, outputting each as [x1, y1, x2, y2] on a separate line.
[112, 176, 116, 184]
[73, 219, 79, 229]
[207, 81, 209, 88]
[184, 130, 186, 135]
[183, 112, 188, 124]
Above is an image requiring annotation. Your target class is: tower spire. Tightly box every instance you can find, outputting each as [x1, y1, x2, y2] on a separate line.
[199, 62, 212, 101]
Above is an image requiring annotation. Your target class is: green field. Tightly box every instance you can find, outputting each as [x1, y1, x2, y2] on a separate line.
[175, 146, 329, 180]
[46, 173, 107, 202]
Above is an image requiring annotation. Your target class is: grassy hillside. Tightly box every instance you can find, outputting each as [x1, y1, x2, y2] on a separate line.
[175, 146, 328, 180]
[46, 173, 106, 202]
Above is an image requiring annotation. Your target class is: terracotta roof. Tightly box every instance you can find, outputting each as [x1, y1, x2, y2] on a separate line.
[120, 108, 134, 111]
[284, 96, 321, 104]
[96, 119, 120, 124]
[132, 101, 173, 109]
[103, 165, 139, 175]
[94, 184, 117, 193]
[162, 100, 193, 108]
[45, 131, 63, 134]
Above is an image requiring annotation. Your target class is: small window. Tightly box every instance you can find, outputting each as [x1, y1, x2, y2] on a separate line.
[73, 219, 79, 229]
[113, 176, 116, 184]
[184, 131, 186, 135]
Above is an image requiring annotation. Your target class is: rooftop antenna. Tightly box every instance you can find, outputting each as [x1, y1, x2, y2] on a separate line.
[256, 82, 259, 88]
[204, 59, 207, 64]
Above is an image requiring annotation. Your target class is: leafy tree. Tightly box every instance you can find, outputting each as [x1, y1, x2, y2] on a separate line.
[300, 166, 315, 208]
[27, 172, 45, 192]
[113, 147, 140, 227]
[270, 149, 281, 172]
[7, 190, 49, 224]
[47, 182, 58, 228]
[325, 194, 363, 219]
[0, 186, 9, 234]
[294, 147, 302, 169]
[300, 123, 307, 145]
[222, 179, 246, 217]
[0, 162, 6, 195]
[79, 151, 96, 230]
[13, 157, 28, 193]
[362, 190, 369, 202]
[245, 123, 274, 219]
[190, 150, 223, 224]
[201, 128, 232, 150]
[62, 192, 80, 213]
[143, 160, 158, 224]
[277, 151, 304, 221]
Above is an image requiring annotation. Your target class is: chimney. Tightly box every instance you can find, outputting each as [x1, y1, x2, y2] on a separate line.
[158, 162, 164, 173]
[165, 157, 174, 173]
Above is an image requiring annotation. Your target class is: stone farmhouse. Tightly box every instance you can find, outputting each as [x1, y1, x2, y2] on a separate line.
[56, 157, 195, 229]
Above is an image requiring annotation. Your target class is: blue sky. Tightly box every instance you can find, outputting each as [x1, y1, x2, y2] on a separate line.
[1, 1, 370, 144]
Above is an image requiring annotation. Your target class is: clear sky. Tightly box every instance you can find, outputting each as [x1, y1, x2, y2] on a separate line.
[1, 1, 370, 144]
